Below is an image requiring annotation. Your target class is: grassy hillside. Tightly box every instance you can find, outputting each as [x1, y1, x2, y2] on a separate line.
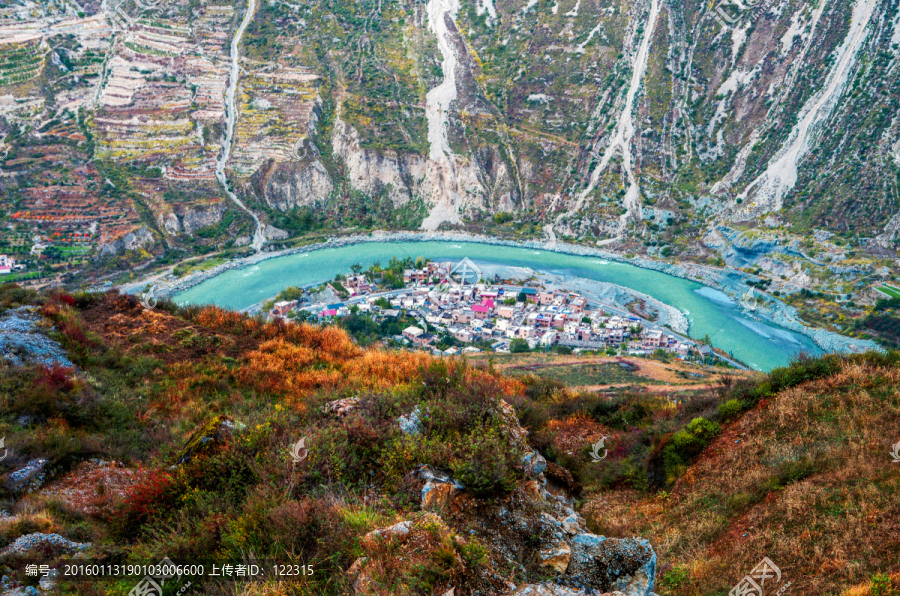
[0, 285, 897, 595]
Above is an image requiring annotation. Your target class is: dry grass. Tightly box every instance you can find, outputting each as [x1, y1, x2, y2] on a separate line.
[584, 361, 900, 595]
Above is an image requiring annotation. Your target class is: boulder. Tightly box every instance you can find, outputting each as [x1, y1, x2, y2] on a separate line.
[264, 225, 290, 240]
[539, 541, 572, 574]
[4, 459, 48, 493]
[0, 533, 91, 557]
[323, 397, 360, 417]
[522, 451, 547, 476]
[567, 534, 656, 596]
[545, 461, 582, 495]
[347, 557, 372, 594]
[398, 406, 422, 435]
[413, 465, 463, 512]
[174, 415, 242, 465]
[361, 521, 412, 548]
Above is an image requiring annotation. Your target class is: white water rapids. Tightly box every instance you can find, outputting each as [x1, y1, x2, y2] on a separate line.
[216, 0, 266, 251]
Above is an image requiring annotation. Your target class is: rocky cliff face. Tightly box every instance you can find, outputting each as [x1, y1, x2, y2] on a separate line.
[160, 203, 228, 237]
[98, 226, 155, 257]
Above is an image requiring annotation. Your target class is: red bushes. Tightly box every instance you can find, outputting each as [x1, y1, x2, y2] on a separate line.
[116, 468, 179, 532]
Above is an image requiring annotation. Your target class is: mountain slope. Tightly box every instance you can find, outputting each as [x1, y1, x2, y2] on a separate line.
[1, 0, 899, 263]
[0, 286, 898, 594]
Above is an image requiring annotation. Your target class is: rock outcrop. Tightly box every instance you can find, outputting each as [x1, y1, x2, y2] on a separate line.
[174, 415, 242, 465]
[351, 399, 658, 595]
[257, 158, 335, 210]
[98, 226, 154, 257]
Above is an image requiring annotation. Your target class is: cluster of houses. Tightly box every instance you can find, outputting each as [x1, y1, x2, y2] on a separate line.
[268, 258, 706, 359]
[379, 284, 693, 356]
[0, 255, 23, 275]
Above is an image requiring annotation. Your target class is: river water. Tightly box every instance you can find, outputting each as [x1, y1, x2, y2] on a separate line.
[173, 241, 821, 371]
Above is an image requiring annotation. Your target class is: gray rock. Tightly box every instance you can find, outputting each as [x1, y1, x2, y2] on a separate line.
[98, 226, 154, 257]
[522, 450, 547, 476]
[0, 308, 73, 369]
[5, 459, 48, 493]
[567, 534, 656, 596]
[0, 533, 91, 557]
[398, 406, 422, 435]
[264, 225, 290, 240]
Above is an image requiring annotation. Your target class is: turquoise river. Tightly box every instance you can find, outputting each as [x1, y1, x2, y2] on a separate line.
[173, 241, 822, 371]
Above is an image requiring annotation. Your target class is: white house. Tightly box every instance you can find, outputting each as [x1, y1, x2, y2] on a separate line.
[0, 255, 13, 274]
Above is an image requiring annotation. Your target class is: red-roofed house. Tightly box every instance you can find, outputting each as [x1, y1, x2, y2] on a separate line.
[472, 304, 490, 319]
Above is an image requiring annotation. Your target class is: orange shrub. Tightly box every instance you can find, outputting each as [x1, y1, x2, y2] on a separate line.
[243, 339, 317, 372]
[194, 306, 263, 336]
[280, 323, 361, 364]
[466, 366, 524, 398]
[341, 349, 432, 389]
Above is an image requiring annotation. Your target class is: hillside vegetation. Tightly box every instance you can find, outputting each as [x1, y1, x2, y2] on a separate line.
[0, 285, 897, 595]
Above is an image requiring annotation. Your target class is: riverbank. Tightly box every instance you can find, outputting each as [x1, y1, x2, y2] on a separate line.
[151, 230, 879, 356]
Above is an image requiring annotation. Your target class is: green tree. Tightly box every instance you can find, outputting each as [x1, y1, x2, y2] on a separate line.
[509, 338, 530, 353]
[275, 286, 305, 302]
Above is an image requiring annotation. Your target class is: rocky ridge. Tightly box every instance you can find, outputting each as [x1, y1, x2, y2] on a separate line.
[341, 396, 658, 596]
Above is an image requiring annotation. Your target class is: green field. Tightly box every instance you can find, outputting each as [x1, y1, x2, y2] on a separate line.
[877, 284, 900, 299]
[0, 271, 42, 284]
[508, 361, 663, 387]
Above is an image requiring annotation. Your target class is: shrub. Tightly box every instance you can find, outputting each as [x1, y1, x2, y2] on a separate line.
[717, 398, 743, 421]
[3, 366, 100, 428]
[305, 412, 398, 486]
[871, 573, 892, 596]
[751, 354, 842, 401]
[114, 469, 180, 536]
[450, 426, 521, 497]
[659, 564, 690, 588]
[658, 417, 721, 486]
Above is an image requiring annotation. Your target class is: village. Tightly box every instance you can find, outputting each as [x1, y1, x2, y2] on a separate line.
[268, 257, 717, 363]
